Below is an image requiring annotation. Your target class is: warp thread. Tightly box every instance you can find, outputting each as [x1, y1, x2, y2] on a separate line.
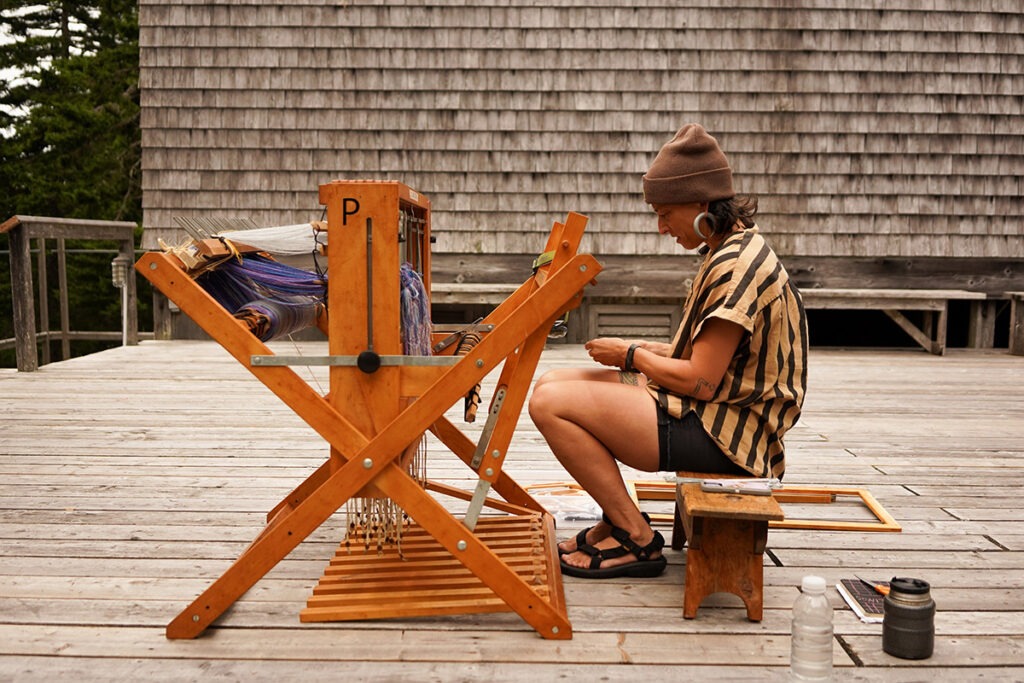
[199, 252, 327, 304]
[343, 264, 432, 556]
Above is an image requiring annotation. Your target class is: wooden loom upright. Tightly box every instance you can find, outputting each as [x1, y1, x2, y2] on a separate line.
[136, 180, 600, 640]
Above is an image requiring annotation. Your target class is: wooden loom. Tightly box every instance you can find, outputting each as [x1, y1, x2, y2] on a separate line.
[137, 180, 601, 640]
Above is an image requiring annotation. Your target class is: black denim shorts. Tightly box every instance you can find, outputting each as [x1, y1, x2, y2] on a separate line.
[656, 404, 750, 475]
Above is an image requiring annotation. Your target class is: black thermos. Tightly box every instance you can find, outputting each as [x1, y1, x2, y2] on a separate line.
[882, 577, 936, 659]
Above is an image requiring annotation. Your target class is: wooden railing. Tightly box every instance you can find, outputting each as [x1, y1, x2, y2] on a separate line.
[1, 215, 140, 371]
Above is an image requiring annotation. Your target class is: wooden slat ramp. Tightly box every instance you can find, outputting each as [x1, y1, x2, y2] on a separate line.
[1, 340, 1023, 680]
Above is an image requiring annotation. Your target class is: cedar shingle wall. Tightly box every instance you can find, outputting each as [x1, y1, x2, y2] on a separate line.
[139, 2, 1024, 259]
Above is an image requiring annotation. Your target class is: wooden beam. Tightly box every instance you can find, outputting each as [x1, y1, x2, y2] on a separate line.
[0, 215, 137, 240]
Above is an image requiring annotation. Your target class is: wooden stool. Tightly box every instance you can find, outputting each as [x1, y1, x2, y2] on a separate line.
[677, 481, 784, 622]
[671, 470, 749, 550]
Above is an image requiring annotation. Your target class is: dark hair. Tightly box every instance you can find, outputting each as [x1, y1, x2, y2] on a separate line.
[705, 195, 758, 237]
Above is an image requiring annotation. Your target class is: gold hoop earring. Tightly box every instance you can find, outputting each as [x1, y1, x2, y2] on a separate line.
[693, 212, 710, 241]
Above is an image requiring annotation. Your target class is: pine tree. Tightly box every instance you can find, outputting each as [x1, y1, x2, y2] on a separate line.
[1, 0, 141, 221]
[0, 1, 144, 365]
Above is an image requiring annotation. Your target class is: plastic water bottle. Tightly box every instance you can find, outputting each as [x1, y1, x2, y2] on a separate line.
[790, 575, 834, 680]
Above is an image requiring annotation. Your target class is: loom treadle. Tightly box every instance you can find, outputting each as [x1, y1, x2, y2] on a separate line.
[300, 514, 561, 624]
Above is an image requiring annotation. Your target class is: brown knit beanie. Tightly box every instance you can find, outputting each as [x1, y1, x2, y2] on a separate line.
[642, 124, 735, 205]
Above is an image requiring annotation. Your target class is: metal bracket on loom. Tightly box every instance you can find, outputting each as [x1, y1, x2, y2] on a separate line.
[432, 322, 495, 354]
[463, 386, 507, 531]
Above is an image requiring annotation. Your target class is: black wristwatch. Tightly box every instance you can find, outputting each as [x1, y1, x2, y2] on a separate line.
[624, 343, 639, 373]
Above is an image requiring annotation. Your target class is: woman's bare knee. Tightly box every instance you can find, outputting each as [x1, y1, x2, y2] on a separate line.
[533, 369, 561, 389]
[528, 380, 562, 425]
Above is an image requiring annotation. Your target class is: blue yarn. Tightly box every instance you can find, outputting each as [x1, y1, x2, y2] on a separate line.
[197, 254, 432, 349]
[400, 263, 432, 356]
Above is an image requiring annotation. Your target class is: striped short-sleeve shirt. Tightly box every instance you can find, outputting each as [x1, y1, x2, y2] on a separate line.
[645, 226, 808, 478]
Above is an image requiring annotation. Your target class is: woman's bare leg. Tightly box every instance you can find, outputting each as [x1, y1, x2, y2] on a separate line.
[532, 368, 618, 548]
[529, 372, 662, 570]
[531, 368, 636, 551]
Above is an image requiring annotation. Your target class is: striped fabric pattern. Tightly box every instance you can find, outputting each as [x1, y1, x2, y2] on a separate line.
[647, 227, 809, 478]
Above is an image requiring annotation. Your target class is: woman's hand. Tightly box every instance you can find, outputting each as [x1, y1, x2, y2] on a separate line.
[584, 337, 630, 369]
[584, 338, 673, 370]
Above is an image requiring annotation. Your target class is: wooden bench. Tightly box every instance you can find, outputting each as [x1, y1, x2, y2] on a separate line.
[432, 281, 994, 354]
[800, 287, 987, 355]
[672, 474, 784, 622]
[430, 282, 519, 306]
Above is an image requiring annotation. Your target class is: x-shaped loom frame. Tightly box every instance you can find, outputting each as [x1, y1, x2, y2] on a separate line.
[136, 181, 599, 640]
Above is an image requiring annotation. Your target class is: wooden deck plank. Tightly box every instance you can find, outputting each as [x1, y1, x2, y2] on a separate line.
[0, 658, 833, 683]
[1, 341, 1023, 677]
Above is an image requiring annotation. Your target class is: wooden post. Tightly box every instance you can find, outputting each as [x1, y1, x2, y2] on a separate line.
[1010, 293, 1024, 356]
[57, 238, 71, 359]
[36, 237, 50, 365]
[121, 239, 139, 345]
[8, 223, 38, 372]
[152, 292, 172, 340]
[967, 300, 998, 349]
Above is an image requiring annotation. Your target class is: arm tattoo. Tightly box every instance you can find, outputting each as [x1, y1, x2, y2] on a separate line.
[694, 377, 715, 397]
